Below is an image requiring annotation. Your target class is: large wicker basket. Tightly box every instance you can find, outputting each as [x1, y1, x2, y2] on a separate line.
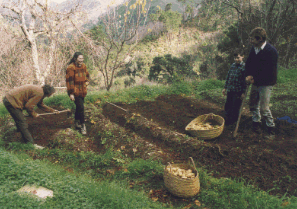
[185, 113, 225, 139]
[164, 157, 200, 198]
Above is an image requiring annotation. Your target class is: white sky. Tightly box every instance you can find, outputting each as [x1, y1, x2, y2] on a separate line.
[49, 0, 125, 5]
[49, 0, 66, 3]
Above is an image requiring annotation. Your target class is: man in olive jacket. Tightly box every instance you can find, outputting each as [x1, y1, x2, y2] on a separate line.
[2, 84, 59, 143]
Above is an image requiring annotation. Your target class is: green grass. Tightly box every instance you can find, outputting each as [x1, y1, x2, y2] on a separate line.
[197, 169, 297, 209]
[192, 79, 225, 92]
[277, 67, 297, 84]
[0, 147, 170, 208]
[270, 67, 297, 118]
[0, 105, 8, 118]
[2, 142, 297, 209]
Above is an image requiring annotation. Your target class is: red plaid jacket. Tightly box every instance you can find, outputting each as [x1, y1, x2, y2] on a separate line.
[66, 63, 90, 98]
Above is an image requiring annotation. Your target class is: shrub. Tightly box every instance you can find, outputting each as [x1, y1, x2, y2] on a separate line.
[125, 158, 163, 178]
[169, 81, 193, 95]
[193, 79, 225, 92]
[149, 54, 198, 83]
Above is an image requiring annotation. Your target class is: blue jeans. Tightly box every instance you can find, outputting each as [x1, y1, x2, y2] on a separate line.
[249, 85, 275, 127]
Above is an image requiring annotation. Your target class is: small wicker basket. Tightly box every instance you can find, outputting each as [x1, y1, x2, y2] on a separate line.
[185, 113, 225, 139]
[164, 157, 200, 198]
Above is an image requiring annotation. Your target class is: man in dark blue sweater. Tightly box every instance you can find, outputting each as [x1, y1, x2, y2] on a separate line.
[245, 27, 278, 140]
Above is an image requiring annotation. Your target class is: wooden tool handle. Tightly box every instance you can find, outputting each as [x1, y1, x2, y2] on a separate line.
[233, 86, 249, 138]
[38, 109, 70, 116]
[26, 109, 70, 117]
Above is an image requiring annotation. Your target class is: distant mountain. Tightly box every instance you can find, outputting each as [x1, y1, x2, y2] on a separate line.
[0, 0, 190, 31]
[54, 0, 125, 23]
[55, 0, 185, 23]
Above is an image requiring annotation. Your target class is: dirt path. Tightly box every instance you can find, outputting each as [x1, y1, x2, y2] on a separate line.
[1, 94, 297, 198]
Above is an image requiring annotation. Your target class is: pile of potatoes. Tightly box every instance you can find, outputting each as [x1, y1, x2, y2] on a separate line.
[187, 122, 219, 131]
[166, 166, 196, 179]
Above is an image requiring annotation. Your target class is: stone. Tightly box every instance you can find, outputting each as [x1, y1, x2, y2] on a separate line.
[17, 185, 53, 199]
[34, 144, 45, 149]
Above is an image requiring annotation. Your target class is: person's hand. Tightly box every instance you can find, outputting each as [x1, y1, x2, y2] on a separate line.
[246, 76, 254, 84]
[222, 89, 226, 96]
[53, 110, 60, 114]
[85, 81, 89, 86]
[70, 94, 75, 101]
[35, 114, 40, 118]
[241, 93, 245, 100]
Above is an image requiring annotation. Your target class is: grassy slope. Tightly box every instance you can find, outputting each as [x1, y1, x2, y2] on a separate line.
[0, 147, 169, 208]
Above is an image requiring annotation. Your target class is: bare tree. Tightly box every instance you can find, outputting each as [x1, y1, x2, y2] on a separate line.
[221, 0, 297, 44]
[73, 0, 152, 91]
[0, 17, 33, 94]
[178, 0, 201, 21]
[221, 0, 297, 67]
[1, 0, 83, 85]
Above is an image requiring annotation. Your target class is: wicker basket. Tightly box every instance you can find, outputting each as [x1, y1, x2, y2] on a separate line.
[164, 157, 200, 198]
[185, 113, 225, 139]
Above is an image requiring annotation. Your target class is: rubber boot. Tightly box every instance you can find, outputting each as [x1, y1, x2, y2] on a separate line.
[265, 127, 276, 140]
[252, 122, 261, 134]
[81, 123, 87, 135]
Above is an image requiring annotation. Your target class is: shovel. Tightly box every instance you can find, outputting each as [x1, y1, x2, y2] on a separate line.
[233, 85, 250, 138]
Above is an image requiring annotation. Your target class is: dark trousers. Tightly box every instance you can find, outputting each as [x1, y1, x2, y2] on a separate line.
[3, 97, 34, 143]
[74, 96, 85, 124]
[224, 91, 242, 125]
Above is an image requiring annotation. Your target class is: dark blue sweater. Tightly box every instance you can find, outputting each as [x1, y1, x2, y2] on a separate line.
[245, 43, 278, 86]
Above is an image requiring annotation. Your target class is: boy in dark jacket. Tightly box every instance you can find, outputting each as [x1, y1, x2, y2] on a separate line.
[245, 27, 278, 140]
[223, 49, 247, 126]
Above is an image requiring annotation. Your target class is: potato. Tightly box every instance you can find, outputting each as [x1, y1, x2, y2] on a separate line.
[185, 169, 192, 174]
[185, 173, 192, 178]
[168, 166, 196, 179]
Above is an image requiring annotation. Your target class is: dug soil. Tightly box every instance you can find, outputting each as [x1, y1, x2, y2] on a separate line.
[2, 94, 297, 200]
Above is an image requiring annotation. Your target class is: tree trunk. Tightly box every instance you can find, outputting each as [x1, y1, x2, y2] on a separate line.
[30, 41, 43, 84]
[26, 13, 43, 85]
[46, 38, 56, 85]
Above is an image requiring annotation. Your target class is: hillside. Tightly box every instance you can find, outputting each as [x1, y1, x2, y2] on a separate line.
[1, 70, 297, 207]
